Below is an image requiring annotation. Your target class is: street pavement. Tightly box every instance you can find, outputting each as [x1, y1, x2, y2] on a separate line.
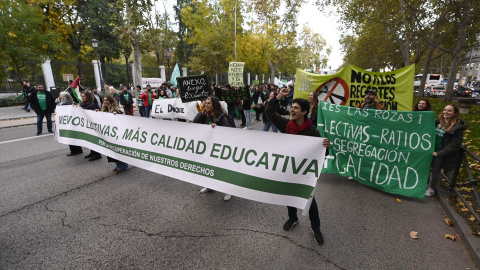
[0, 105, 478, 269]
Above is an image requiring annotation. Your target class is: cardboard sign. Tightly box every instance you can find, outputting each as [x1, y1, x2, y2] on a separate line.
[219, 87, 250, 102]
[228, 62, 245, 87]
[176, 74, 210, 102]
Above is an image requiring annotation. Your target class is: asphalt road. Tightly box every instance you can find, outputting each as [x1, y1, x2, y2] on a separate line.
[0, 110, 478, 270]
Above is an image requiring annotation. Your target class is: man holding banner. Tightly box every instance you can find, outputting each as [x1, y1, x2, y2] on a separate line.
[266, 87, 330, 245]
[355, 89, 385, 110]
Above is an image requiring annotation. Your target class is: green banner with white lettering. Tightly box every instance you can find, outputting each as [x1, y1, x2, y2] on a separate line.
[318, 101, 435, 198]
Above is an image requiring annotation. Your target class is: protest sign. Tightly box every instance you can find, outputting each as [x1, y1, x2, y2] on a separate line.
[55, 106, 327, 210]
[294, 64, 415, 111]
[318, 101, 435, 198]
[151, 98, 228, 121]
[219, 87, 250, 102]
[228, 62, 245, 87]
[142, 78, 163, 88]
[176, 74, 210, 103]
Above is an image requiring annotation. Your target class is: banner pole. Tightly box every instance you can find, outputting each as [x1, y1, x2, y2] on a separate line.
[302, 179, 318, 216]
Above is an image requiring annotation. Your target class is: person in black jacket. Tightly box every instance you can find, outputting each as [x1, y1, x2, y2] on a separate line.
[119, 86, 134, 116]
[252, 85, 266, 121]
[80, 91, 102, 161]
[265, 87, 330, 245]
[308, 91, 319, 127]
[425, 104, 467, 197]
[29, 85, 56, 135]
[193, 96, 232, 201]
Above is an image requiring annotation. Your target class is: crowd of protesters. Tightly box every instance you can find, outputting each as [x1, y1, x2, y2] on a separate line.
[17, 78, 468, 246]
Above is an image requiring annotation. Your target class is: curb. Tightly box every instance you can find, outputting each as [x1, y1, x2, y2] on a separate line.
[438, 188, 480, 267]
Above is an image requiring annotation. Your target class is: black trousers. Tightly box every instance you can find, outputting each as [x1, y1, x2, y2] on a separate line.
[287, 197, 320, 232]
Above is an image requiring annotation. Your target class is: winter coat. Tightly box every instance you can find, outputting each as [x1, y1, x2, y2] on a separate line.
[29, 90, 56, 114]
[436, 119, 468, 172]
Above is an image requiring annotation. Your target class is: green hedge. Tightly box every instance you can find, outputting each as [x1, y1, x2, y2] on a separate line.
[0, 95, 25, 107]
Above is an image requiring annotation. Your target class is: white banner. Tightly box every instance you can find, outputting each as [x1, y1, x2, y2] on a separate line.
[151, 99, 228, 121]
[55, 106, 326, 210]
[141, 78, 164, 88]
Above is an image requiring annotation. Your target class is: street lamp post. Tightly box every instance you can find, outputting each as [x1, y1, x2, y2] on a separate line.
[92, 39, 104, 92]
[164, 47, 171, 81]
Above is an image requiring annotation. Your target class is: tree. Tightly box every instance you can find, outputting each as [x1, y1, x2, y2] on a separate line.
[115, 0, 154, 87]
[297, 23, 330, 71]
[249, 0, 306, 81]
[0, 0, 63, 83]
[180, 0, 242, 77]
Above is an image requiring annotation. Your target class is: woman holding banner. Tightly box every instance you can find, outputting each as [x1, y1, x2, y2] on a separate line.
[97, 95, 129, 173]
[193, 96, 233, 201]
[425, 104, 467, 197]
[308, 91, 319, 127]
[413, 99, 432, 111]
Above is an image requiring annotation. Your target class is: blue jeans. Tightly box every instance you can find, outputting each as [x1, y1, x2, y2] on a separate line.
[114, 161, 128, 170]
[244, 110, 252, 127]
[138, 105, 145, 117]
[141, 105, 152, 117]
[262, 121, 278, 133]
[36, 110, 52, 133]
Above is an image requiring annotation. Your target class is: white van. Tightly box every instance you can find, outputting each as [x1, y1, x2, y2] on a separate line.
[413, 74, 443, 89]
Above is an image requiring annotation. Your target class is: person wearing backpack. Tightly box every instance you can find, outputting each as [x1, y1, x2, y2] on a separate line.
[193, 96, 233, 201]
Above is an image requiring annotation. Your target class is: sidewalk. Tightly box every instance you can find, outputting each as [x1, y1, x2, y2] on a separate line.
[0, 104, 478, 267]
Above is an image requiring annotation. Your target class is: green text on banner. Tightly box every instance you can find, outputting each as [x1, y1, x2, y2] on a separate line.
[55, 106, 327, 210]
[318, 101, 435, 198]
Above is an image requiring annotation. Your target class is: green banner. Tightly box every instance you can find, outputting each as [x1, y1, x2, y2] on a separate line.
[318, 101, 435, 198]
[294, 64, 415, 111]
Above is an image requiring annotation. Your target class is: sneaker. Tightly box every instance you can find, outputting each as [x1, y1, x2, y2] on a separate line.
[36, 132, 42, 136]
[312, 229, 324, 245]
[425, 187, 435, 197]
[48, 130, 53, 133]
[347, 177, 354, 181]
[243, 126, 251, 130]
[200, 187, 212, 194]
[283, 219, 299, 231]
[224, 194, 232, 201]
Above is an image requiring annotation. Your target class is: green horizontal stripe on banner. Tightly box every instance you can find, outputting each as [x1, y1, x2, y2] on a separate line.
[60, 129, 314, 199]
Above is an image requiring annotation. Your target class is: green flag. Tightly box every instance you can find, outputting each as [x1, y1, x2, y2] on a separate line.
[170, 63, 181, 87]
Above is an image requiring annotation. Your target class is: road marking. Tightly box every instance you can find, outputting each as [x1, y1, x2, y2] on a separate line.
[0, 134, 53, 145]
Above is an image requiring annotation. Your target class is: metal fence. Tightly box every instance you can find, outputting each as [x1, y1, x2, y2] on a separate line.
[443, 144, 480, 222]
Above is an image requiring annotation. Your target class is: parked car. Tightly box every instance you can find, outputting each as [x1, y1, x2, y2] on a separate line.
[453, 86, 473, 97]
[430, 85, 446, 97]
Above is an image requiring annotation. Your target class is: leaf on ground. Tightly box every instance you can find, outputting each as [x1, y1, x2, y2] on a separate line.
[409, 231, 419, 239]
[458, 187, 473, 193]
[469, 216, 476, 221]
[460, 207, 470, 212]
[462, 195, 472, 199]
[396, 198, 402, 203]
[445, 218, 453, 226]
[456, 198, 465, 206]
[444, 234, 456, 241]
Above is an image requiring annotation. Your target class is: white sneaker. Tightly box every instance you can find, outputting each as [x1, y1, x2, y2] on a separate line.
[224, 194, 232, 201]
[200, 187, 212, 194]
[243, 126, 251, 130]
[348, 177, 354, 181]
[425, 187, 435, 197]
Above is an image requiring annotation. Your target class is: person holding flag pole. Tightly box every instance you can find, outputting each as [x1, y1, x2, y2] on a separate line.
[64, 77, 83, 104]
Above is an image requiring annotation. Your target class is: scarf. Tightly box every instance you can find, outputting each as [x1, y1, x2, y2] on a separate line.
[286, 118, 312, 134]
